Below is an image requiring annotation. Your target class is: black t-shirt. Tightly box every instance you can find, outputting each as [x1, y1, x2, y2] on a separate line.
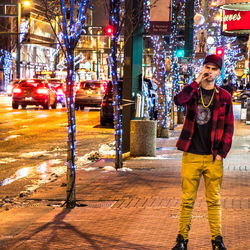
[188, 87, 215, 155]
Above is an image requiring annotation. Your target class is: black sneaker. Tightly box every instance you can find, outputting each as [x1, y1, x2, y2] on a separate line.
[172, 234, 188, 250]
[212, 236, 227, 250]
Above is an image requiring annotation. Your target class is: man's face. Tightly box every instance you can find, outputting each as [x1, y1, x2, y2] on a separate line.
[203, 63, 221, 82]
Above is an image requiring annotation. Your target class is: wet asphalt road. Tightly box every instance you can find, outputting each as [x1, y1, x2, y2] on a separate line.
[0, 95, 114, 199]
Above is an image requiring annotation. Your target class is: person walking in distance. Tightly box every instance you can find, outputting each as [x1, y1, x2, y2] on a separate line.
[172, 54, 234, 250]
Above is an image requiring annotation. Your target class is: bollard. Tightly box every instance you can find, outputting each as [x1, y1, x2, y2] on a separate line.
[130, 120, 157, 157]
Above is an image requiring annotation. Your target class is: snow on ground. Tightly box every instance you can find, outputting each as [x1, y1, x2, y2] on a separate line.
[21, 151, 50, 158]
[77, 142, 116, 168]
[0, 158, 17, 164]
[4, 135, 20, 140]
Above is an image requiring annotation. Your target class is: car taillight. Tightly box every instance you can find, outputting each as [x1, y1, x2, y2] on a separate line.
[12, 87, 22, 94]
[37, 88, 49, 94]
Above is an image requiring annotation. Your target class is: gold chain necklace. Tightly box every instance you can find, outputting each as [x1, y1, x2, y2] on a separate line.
[200, 87, 215, 108]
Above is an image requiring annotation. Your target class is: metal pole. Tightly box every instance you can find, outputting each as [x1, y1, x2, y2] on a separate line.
[16, 2, 21, 79]
[96, 31, 99, 80]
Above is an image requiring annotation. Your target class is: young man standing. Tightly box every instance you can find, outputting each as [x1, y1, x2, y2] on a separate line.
[172, 54, 234, 250]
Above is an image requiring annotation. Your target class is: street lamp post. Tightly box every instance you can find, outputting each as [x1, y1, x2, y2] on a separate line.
[16, 0, 31, 79]
[96, 30, 100, 80]
[16, 1, 21, 79]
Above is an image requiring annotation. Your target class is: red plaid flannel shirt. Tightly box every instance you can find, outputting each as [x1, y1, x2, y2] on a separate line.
[174, 81, 234, 158]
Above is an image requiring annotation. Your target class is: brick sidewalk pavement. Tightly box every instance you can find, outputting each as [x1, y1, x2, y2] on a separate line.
[0, 122, 250, 249]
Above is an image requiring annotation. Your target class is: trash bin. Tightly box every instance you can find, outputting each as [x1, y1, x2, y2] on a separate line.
[130, 120, 157, 157]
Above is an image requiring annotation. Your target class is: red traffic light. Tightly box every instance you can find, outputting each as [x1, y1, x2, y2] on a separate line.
[216, 48, 224, 57]
[104, 25, 114, 36]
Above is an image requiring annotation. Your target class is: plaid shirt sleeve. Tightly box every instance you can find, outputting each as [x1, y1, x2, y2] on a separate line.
[217, 94, 234, 158]
[174, 81, 199, 106]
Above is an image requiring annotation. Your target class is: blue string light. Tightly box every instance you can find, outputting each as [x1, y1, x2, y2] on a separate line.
[0, 49, 12, 90]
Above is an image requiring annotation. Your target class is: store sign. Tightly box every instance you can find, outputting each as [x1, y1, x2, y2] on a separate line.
[36, 71, 55, 75]
[222, 9, 250, 32]
[149, 0, 171, 35]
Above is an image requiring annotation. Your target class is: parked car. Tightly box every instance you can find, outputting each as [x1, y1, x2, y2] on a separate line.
[12, 79, 57, 109]
[100, 79, 158, 126]
[47, 78, 66, 107]
[75, 80, 106, 110]
[100, 80, 122, 126]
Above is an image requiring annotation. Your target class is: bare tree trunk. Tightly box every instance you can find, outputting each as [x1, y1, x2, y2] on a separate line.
[65, 48, 76, 208]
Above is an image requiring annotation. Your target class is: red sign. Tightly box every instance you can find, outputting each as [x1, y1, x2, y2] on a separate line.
[222, 9, 250, 33]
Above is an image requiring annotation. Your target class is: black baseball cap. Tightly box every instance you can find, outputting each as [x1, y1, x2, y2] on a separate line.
[203, 54, 223, 70]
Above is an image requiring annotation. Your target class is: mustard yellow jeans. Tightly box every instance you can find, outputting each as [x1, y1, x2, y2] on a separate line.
[178, 152, 223, 240]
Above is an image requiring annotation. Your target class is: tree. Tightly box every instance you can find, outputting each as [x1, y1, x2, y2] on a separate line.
[151, 36, 169, 137]
[40, 0, 91, 208]
[0, 15, 17, 90]
[106, 0, 122, 169]
[104, 0, 145, 169]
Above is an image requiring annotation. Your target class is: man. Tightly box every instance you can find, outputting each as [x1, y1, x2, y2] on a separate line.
[172, 54, 234, 250]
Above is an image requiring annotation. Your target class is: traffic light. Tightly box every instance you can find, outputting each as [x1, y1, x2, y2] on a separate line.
[216, 47, 224, 57]
[176, 48, 184, 58]
[104, 25, 114, 36]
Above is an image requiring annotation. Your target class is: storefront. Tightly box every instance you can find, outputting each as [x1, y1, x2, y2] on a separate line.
[217, 0, 250, 82]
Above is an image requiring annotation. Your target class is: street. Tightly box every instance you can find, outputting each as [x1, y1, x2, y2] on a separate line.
[0, 95, 114, 199]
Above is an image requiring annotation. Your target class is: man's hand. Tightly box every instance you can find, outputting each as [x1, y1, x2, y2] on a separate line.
[215, 155, 223, 161]
[195, 68, 209, 84]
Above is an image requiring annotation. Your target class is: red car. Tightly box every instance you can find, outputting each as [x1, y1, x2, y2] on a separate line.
[12, 79, 57, 109]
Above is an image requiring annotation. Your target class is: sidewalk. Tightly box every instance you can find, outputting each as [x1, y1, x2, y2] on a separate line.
[0, 121, 250, 250]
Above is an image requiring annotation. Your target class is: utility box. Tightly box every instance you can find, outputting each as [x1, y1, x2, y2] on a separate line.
[130, 120, 157, 157]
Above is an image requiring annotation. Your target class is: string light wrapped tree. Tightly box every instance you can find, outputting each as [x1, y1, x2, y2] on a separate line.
[106, 0, 146, 169]
[169, 0, 184, 128]
[41, 0, 90, 208]
[143, 0, 169, 137]
[107, 0, 123, 169]
[151, 36, 169, 137]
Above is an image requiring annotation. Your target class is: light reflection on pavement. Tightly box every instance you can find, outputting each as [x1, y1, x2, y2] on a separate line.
[0, 160, 64, 187]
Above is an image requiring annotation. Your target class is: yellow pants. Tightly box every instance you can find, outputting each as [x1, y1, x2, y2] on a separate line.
[178, 152, 223, 240]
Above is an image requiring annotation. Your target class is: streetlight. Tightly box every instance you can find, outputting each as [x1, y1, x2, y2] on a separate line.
[23, 1, 31, 7]
[211, 1, 217, 7]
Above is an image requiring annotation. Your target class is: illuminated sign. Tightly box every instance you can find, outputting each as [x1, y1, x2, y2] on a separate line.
[36, 71, 55, 75]
[222, 9, 250, 33]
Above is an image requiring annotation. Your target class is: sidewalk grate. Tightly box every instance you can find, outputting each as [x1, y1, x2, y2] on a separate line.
[111, 198, 250, 209]
[83, 200, 116, 208]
